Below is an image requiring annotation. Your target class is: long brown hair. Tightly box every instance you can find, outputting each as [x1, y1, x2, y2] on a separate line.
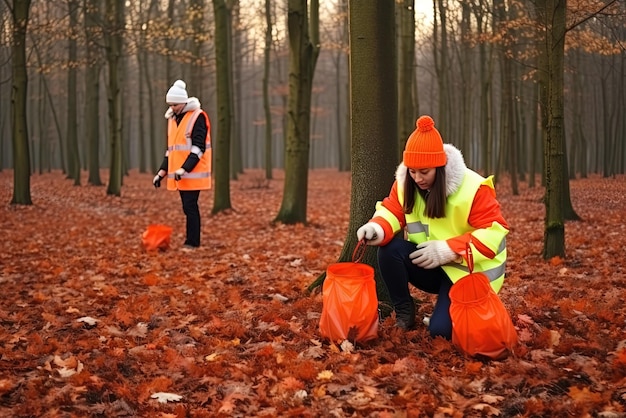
[403, 166, 447, 218]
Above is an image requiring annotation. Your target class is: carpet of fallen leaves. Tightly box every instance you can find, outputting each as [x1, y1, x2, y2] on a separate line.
[0, 169, 625, 418]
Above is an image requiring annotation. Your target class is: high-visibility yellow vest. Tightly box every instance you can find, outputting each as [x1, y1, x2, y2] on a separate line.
[374, 169, 507, 292]
[166, 109, 212, 191]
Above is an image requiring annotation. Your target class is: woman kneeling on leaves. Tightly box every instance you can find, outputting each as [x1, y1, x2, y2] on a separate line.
[357, 115, 509, 339]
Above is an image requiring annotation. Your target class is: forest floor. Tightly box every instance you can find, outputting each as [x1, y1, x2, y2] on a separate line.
[0, 169, 625, 418]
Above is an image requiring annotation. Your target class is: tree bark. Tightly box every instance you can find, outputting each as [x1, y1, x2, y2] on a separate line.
[263, 0, 273, 180]
[105, 0, 124, 196]
[537, 0, 567, 259]
[66, 0, 80, 185]
[10, 0, 33, 205]
[212, 0, 233, 214]
[309, 0, 396, 302]
[434, 0, 450, 130]
[85, 0, 103, 186]
[471, 1, 493, 174]
[397, 0, 415, 161]
[230, 1, 243, 179]
[274, 0, 320, 224]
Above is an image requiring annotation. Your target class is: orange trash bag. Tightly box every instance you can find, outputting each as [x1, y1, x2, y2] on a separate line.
[449, 244, 517, 359]
[319, 240, 378, 343]
[141, 224, 173, 251]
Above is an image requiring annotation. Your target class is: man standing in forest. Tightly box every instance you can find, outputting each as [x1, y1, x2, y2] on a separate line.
[153, 80, 212, 250]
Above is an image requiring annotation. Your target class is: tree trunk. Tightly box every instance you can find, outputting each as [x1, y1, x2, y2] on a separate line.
[459, 1, 471, 158]
[538, 0, 567, 259]
[212, 0, 233, 214]
[32, 42, 66, 174]
[274, 0, 320, 225]
[434, 0, 450, 130]
[471, 2, 493, 174]
[336, 0, 350, 172]
[495, 0, 517, 194]
[309, 0, 396, 301]
[10, 0, 32, 205]
[230, 1, 243, 179]
[66, 0, 80, 185]
[529, 80, 539, 187]
[397, 0, 415, 160]
[263, 0, 273, 180]
[105, 0, 124, 197]
[228, 2, 240, 180]
[85, 0, 103, 186]
[36, 74, 45, 174]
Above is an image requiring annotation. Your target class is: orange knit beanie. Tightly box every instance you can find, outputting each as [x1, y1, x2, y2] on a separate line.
[402, 115, 446, 169]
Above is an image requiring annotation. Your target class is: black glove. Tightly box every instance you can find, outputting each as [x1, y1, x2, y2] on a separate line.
[153, 173, 163, 188]
[174, 168, 186, 181]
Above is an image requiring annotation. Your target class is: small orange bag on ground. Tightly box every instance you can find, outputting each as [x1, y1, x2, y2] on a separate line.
[141, 224, 173, 251]
[319, 240, 378, 343]
[449, 244, 517, 359]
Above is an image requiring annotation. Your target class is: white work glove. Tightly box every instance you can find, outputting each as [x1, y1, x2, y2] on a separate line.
[152, 170, 166, 188]
[409, 240, 458, 269]
[174, 168, 186, 181]
[356, 222, 384, 246]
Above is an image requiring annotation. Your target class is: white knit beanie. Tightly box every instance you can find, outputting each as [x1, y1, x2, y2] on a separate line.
[166, 80, 188, 104]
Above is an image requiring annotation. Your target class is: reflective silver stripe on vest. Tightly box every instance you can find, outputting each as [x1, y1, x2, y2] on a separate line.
[496, 237, 506, 254]
[446, 261, 506, 282]
[407, 221, 429, 235]
[167, 144, 192, 151]
[185, 109, 202, 139]
[447, 238, 507, 282]
[167, 171, 211, 179]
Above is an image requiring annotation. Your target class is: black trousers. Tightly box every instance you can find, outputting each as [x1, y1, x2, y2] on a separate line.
[377, 237, 454, 339]
[179, 190, 201, 247]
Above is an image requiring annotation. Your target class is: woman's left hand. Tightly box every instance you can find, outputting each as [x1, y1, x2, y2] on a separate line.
[409, 240, 458, 269]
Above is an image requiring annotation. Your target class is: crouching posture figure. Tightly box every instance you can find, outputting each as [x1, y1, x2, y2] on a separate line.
[357, 115, 509, 338]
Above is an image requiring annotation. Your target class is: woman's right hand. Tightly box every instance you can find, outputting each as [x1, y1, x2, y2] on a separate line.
[356, 222, 384, 245]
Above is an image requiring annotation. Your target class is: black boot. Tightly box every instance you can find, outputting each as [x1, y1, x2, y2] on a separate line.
[395, 300, 416, 330]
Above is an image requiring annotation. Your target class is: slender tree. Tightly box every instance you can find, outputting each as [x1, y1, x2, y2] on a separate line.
[104, 0, 124, 196]
[495, 0, 518, 193]
[397, 0, 416, 161]
[135, 0, 147, 174]
[230, 0, 243, 179]
[262, 0, 273, 180]
[66, 0, 80, 185]
[458, 0, 471, 157]
[535, 0, 568, 259]
[309, 0, 396, 297]
[139, 0, 161, 173]
[84, 0, 103, 186]
[433, 0, 450, 129]
[212, 0, 233, 213]
[471, 0, 494, 174]
[274, 0, 320, 225]
[327, 0, 350, 172]
[9, 0, 32, 205]
[31, 41, 66, 174]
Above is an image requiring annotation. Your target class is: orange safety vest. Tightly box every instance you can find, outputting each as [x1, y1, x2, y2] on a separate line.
[166, 109, 212, 191]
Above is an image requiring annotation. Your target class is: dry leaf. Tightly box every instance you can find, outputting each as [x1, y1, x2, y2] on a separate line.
[151, 392, 183, 404]
[317, 370, 333, 381]
[76, 316, 97, 326]
[340, 340, 354, 353]
[2, 170, 626, 417]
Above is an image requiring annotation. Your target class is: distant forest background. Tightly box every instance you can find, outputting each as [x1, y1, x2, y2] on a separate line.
[1, 0, 623, 179]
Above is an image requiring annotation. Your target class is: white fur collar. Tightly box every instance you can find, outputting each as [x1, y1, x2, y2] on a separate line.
[395, 144, 467, 197]
[164, 97, 201, 119]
